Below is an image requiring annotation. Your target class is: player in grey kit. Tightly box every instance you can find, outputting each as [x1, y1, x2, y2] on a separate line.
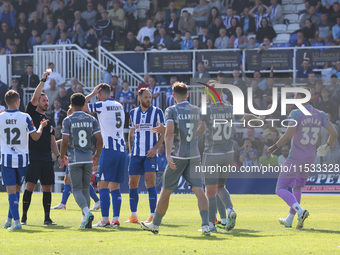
[141, 82, 211, 235]
[60, 93, 103, 228]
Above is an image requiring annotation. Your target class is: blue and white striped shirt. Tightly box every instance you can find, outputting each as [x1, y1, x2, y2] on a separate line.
[129, 105, 165, 156]
[116, 90, 135, 113]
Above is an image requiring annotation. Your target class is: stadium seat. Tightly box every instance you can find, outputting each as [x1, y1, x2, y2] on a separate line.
[292, 0, 304, 4]
[299, 14, 304, 21]
[282, 0, 291, 4]
[283, 5, 296, 14]
[284, 14, 299, 23]
[287, 23, 300, 33]
[273, 34, 290, 44]
[274, 24, 287, 33]
[296, 4, 306, 13]
[181, 7, 194, 15]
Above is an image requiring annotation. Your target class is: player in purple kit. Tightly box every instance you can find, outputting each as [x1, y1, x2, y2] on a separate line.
[268, 90, 338, 229]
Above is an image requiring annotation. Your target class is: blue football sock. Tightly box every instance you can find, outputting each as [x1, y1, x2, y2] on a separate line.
[61, 184, 72, 205]
[90, 184, 99, 202]
[147, 186, 157, 214]
[7, 192, 20, 220]
[111, 189, 122, 218]
[129, 188, 139, 213]
[8, 193, 19, 221]
[99, 188, 110, 218]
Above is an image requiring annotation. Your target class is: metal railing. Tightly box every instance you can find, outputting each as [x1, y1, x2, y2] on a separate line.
[98, 46, 144, 92]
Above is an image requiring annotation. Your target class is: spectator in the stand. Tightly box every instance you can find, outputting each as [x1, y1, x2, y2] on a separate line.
[154, 12, 165, 28]
[192, 0, 210, 27]
[29, 11, 46, 36]
[165, 1, 180, 25]
[65, 0, 84, 14]
[154, 27, 173, 49]
[192, 38, 201, 49]
[124, 31, 140, 51]
[228, 26, 248, 48]
[13, 1, 29, 17]
[329, 2, 340, 24]
[278, 144, 289, 165]
[300, 5, 321, 28]
[66, 77, 79, 99]
[44, 78, 59, 110]
[56, 31, 72, 47]
[328, 74, 340, 95]
[223, 7, 239, 29]
[250, 79, 265, 99]
[27, 29, 39, 53]
[135, 36, 154, 51]
[41, 6, 52, 25]
[306, 0, 321, 9]
[84, 27, 98, 52]
[315, 79, 324, 97]
[137, 73, 150, 91]
[55, 19, 68, 40]
[242, 127, 263, 151]
[239, 138, 259, 167]
[164, 12, 179, 37]
[116, 80, 136, 131]
[109, 75, 122, 99]
[316, 87, 338, 118]
[136, 18, 156, 43]
[332, 60, 340, 78]
[249, 4, 271, 30]
[44, 62, 66, 89]
[265, 128, 281, 156]
[53, 0, 69, 25]
[316, 13, 333, 44]
[208, 7, 220, 31]
[42, 20, 57, 43]
[307, 72, 317, 86]
[198, 25, 213, 48]
[226, 17, 238, 38]
[256, 17, 276, 43]
[42, 33, 54, 46]
[165, 75, 178, 108]
[9, 79, 25, 111]
[259, 145, 278, 166]
[332, 17, 340, 44]
[55, 87, 70, 111]
[181, 31, 194, 50]
[13, 36, 25, 53]
[75, 84, 84, 95]
[214, 27, 229, 49]
[19, 64, 40, 88]
[172, 31, 183, 50]
[303, 19, 317, 43]
[68, 10, 88, 33]
[108, 0, 125, 47]
[210, 16, 226, 39]
[47, 99, 67, 127]
[233, 0, 250, 15]
[124, 0, 137, 33]
[148, 76, 161, 108]
[290, 30, 311, 47]
[153, 22, 163, 38]
[71, 23, 85, 47]
[209, 0, 223, 10]
[81, 1, 97, 28]
[240, 11, 255, 36]
[230, 68, 247, 94]
[269, 0, 283, 26]
[297, 59, 313, 79]
[258, 36, 273, 52]
[0, 22, 13, 46]
[194, 62, 210, 78]
[178, 10, 196, 35]
[0, 2, 16, 29]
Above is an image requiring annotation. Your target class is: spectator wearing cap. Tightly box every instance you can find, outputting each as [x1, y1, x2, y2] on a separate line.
[135, 36, 154, 51]
[178, 10, 196, 35]
[154, 27, 173, 49]
[137, 18, 157, 43]
[109, 0, 125, 47]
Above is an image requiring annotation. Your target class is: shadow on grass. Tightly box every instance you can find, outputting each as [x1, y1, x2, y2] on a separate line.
[301, 228, 340, 234]
[161, 234, 220, 240]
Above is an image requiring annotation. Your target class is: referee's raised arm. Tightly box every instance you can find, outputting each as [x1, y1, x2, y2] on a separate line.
[31, 71, 50, 106]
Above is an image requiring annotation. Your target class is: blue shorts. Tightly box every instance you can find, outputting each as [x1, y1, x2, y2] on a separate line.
[129, 156, 157, 175]
[65, 167, 69, 175]
[97, 149, 128, 183]
[1, 166, 27, 186]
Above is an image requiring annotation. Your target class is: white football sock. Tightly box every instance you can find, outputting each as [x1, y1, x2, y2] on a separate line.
[292, 203, 304, 216]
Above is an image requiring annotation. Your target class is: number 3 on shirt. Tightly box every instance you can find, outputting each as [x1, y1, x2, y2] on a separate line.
[186, 123, 194, 142]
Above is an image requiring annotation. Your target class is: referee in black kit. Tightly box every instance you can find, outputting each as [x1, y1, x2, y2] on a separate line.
[21, 70, 64, 225]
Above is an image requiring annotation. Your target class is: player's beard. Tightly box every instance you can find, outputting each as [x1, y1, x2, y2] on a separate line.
[39, 104, 48, 112]
[141, 101, 151, 109]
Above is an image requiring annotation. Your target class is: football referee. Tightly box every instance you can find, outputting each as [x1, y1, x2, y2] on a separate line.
[21, 71, 64, 225]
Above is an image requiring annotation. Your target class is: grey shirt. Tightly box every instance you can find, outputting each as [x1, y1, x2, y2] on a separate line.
[165, 101, 201, 159]
[62, 111, 100, 165]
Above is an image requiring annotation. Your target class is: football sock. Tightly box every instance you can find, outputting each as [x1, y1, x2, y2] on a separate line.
[90, 184, 99, 202]
[99, 188, 110, 218]
[8, 192, 19, 220]
[153, 210, 164, 226]
[292, 203, 304, 216]
[43, 192, 52, 220]
[208, 197, 217, 225]
[129, 188, 139, 214]
[8, 193, 19, 221]
[200, 209, 209, 227]
[216, 194, 227, 220]
[286, 214, 295, 225]
[290, 188, 302, 215]
[22, 190, 32, 218]
[147, 186, 157, 214]
[276, 188, 297, 207]
[82, 206, 90, 216]
[61, 184, 72, 205]
[111, 189, 122, 218]
[217, 187, 233, 210]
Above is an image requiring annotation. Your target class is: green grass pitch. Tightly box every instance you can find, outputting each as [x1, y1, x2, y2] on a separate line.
[0, 193, 339, 255]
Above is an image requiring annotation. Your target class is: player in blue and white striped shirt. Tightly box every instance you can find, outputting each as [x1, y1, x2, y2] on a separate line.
[85, 83, 128, 227]
[1, 90, 47, 229]
[126, 88, 165, 224]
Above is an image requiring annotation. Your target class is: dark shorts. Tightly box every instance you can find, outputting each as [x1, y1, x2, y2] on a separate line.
[26, 159, 55, 185]
[1, 166, 27, 186]
[202, 152, 233, 186]
[97, 149, 128, 183]
[129, 156, 157, 175]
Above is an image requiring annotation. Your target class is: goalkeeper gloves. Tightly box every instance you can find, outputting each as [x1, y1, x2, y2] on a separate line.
[317, 143, 331, 157]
